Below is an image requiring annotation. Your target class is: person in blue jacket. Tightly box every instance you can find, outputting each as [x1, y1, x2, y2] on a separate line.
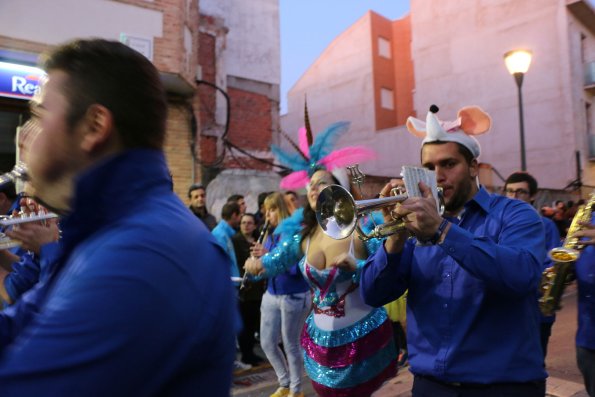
[504, 171, 561, 362]
[0, 38, 238, 396]
[361, 106, 547, 396]
[572, 207, 595, 397]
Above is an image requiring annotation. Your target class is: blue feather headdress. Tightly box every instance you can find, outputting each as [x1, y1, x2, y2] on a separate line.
[271, 102, 375, 189]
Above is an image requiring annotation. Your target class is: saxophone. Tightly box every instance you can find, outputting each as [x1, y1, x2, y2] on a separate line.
[539, 193, 595, 316]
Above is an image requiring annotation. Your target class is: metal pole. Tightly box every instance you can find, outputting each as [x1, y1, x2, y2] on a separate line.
[514, 72, 526, 171]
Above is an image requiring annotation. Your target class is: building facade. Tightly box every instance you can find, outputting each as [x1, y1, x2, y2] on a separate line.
[198, 0, 282, 216]
[281, 11, 418, 189]
[281, 0, 595, 201]
[0, 0, 282, 217]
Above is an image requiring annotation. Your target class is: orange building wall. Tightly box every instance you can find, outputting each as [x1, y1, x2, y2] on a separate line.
[370, 12, 397, 130]
[392, 15, 415, 123]
[370, 12, 415, 130]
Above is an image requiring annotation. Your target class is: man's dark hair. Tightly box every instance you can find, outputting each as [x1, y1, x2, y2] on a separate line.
[41, 39, 167, 149]
[227, 194, 244, 203]
[422, 141, 474, 165]
[241, 213, 256, 223]
[221, 202, 240, 221]
[188, 184, 205, 198]
[0, 181, 16, 201]
[504, 172, 538, 196]
[258, 192, 271, 209]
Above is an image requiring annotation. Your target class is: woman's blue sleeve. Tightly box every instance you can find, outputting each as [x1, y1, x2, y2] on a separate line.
[261, 233, 303, 277]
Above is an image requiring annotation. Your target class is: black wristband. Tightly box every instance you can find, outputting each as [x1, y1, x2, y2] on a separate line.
[432, 218, 449, 244]
[418, 218, 449, 245]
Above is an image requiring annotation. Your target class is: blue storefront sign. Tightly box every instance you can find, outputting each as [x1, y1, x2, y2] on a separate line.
[0, 61, 45, 100]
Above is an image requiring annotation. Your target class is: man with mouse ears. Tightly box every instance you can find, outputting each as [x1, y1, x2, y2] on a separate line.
[0, 39, 239, 396]
[361, 105, 548, 397]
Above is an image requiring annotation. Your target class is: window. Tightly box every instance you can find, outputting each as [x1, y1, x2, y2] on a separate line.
[378, 37, 391, 59]
[380, 88, 394, 110]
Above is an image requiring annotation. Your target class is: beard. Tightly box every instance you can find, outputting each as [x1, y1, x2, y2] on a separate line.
[444, 178, 475, 215]
[27, 175, 73, 216]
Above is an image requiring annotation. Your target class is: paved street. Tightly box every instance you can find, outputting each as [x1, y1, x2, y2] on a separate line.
[232, 284, 589, 397]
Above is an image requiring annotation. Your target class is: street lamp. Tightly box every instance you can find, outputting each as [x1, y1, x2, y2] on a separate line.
[504, 49, 532, 171]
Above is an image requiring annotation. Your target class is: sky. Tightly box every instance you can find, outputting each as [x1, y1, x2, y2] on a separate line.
[279, 1, 410, 114]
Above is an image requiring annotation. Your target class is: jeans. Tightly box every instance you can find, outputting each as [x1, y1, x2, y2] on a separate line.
[260, 290, 311, 392]
[577, 346, 595, 397]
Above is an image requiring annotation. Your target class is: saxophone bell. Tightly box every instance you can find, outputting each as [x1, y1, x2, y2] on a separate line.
[548, 247, 580, 263]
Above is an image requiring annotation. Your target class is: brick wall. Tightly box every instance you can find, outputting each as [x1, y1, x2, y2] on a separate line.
[195, 22, 225, 189]
[164, 102, 195, 201]
[225, 86, 273, 170]
[0, 0, 279, 207]
[153, 0, 199, 204]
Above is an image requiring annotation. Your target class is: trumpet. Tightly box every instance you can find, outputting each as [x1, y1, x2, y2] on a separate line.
[0, 163, 59, 249]
[0, 162, 28, 187]
[316, 165, 443, 240]
[316, 185, 406, 240]
[316, 184, 444, 240]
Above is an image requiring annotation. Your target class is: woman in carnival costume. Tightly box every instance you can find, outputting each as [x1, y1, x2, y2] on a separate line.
[254, 192, 311, 397]
[245, 110, 397, 397]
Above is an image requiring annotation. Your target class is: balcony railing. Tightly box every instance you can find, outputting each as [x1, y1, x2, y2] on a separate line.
[586, 61, 595, 92]
[589, 134, 595, 160]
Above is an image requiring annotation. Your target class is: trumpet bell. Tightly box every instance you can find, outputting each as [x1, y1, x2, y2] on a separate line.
[316, 185, 357, 240]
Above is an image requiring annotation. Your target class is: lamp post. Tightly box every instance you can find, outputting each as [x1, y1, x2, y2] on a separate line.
[504, 49, 532, 171]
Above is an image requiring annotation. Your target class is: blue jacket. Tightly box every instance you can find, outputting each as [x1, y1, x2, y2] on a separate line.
[0, 149, 238, 396]
[361, 187, 547, 383]
[264, 232, 309, 296]
[576, 214, 595, 350]
[212, 220, 241, 286]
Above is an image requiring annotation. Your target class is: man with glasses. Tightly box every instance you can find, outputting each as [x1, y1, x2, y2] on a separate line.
[504, 171, 561, 363]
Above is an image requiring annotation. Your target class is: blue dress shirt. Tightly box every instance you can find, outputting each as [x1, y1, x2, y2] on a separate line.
[361, 187, 547, 383]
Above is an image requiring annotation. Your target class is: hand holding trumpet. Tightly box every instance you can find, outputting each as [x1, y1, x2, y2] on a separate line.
[381, 181, 449, 253]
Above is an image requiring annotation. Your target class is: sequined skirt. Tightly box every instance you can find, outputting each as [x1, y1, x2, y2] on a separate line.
[300, 308, 397, 396]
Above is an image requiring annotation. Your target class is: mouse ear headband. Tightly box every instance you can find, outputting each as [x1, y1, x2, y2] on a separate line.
[406, 104, 491, 158]
[271, 101, 376, 189]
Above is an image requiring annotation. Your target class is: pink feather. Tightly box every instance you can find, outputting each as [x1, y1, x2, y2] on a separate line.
[280, 170, 310, 190]
[318, 146, 376, 170]
[298, 127, 310, 157]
